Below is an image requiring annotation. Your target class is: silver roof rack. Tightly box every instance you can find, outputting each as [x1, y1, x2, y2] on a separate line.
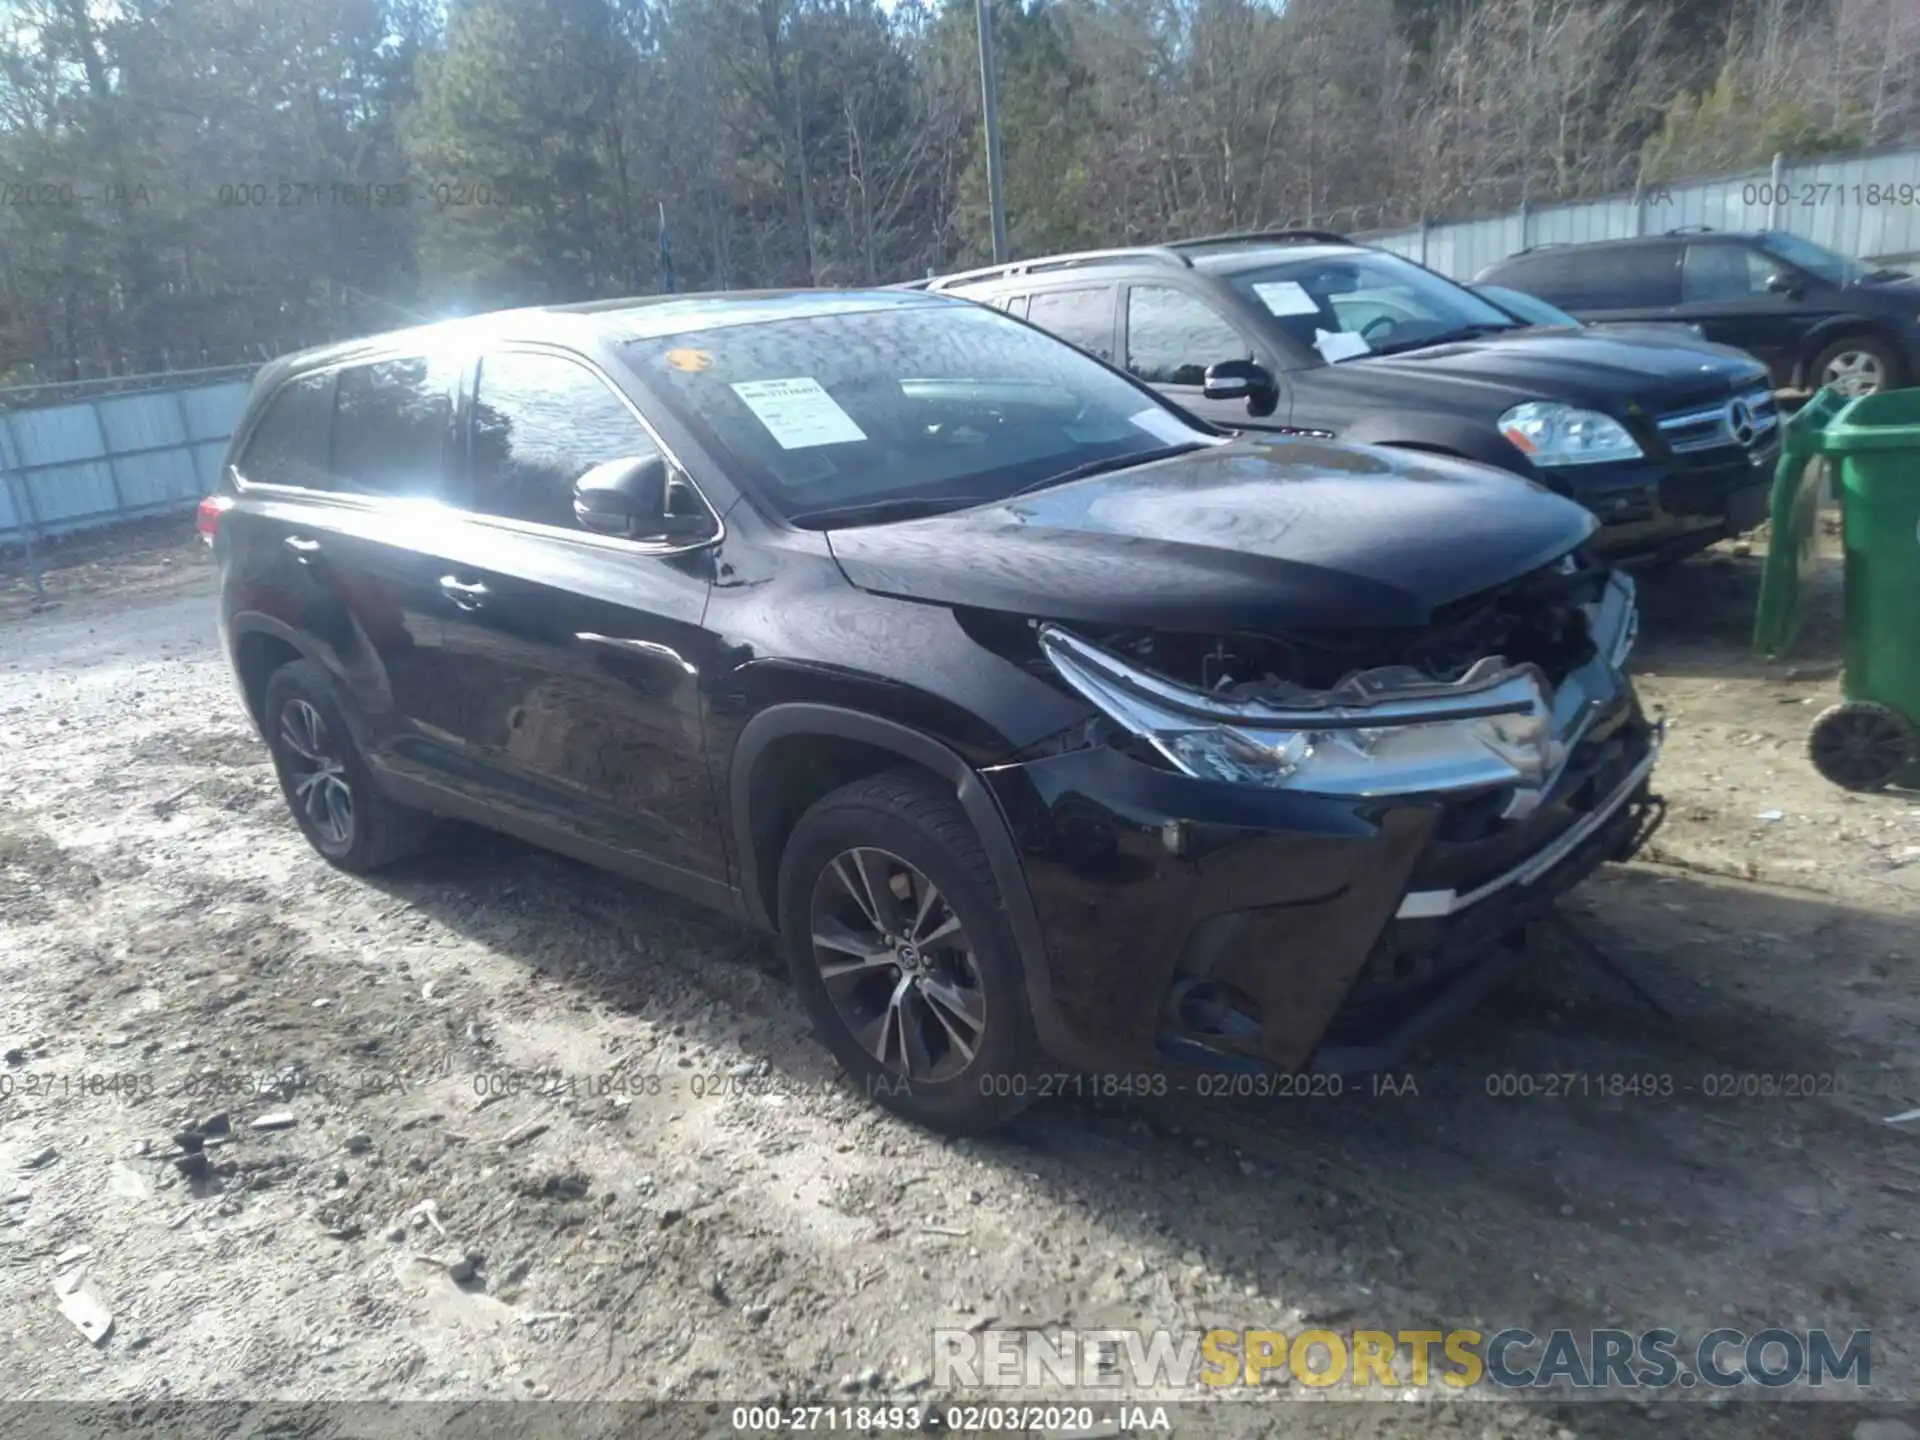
[922, 246, 1193, 292]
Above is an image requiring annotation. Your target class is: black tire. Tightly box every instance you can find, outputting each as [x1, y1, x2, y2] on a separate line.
[262, 659, 431, 871]
[1808, 334, 1904, 398]
[776, 769, 1039, 1132]
[1808, 701, 1915, 792]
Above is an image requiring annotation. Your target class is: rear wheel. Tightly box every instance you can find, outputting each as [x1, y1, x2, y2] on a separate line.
[262, 659, 430, 871]
[1808, 701, 1915, 792]
[1810, 335, 1902, 398]
[777, 770, 1039, 1132]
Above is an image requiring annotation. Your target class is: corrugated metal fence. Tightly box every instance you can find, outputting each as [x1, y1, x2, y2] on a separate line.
[1360, 147, 1920, 279]
[0, 368, 253, 543]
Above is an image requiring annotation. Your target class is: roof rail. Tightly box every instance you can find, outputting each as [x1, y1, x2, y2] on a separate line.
[922, 246, 1193, 291]
[1507, 242, 1569, 256]
[1666, 225, 1715, 235]
[1166, 228, 1354, 249]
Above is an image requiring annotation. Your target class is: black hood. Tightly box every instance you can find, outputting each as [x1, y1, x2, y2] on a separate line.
[824, 437, 1596, 632]
[1305, 328, 1769, 418]
[1850, 270, 1920, 302]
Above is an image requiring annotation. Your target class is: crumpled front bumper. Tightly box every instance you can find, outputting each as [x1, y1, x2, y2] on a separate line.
[980, 687, 1662, 1078]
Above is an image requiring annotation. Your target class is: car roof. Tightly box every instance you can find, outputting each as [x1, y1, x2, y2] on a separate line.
[261, 289, 958, 379]
[1492, 230, 1765, 261]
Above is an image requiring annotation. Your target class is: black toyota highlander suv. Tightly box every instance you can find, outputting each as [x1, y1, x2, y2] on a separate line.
[202, 289, 1660, 1131]
[915, 231, 1780, 563]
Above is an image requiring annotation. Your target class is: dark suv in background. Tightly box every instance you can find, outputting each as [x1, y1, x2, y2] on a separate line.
[202, 288, 1658, 1131]
[916, 232, 1779, 562]
[1477, 229, 1920, 398]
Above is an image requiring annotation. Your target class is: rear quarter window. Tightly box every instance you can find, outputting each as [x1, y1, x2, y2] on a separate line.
[330, 356, 461, 500]
[1541, 244, 1681, 310]
[1484, 251, 1580, 304]
[234, 373, 335, 490]
[1025, 286, 1118, 362]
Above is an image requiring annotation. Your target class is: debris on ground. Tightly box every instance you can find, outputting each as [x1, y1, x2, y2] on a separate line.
[1, 531, 1915, 1431]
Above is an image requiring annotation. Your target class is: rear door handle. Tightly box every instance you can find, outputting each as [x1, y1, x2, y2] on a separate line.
[283, 535, 321, 563]
[438, 575, 489, 610]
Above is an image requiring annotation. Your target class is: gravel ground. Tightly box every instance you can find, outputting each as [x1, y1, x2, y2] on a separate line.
[3, 519, 1919, 1439]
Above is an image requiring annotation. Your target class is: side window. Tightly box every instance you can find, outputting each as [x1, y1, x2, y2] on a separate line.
[1001, 294, 1029, 319]
[1488, 252, 1576, 304]
[1026, 286, 1116, 362]
[1683, 244, 1776, 301]
[1563, 245, 1680, 309]
[1126, 286, 1250, 386]
[330, 356, 458, 500]
[469, 350, 661, 530]
[235, 373, 335, 490]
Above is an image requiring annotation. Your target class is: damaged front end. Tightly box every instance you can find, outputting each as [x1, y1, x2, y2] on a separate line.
[1036, 556, 1641, 818]
[979, 551, 1660, 1078]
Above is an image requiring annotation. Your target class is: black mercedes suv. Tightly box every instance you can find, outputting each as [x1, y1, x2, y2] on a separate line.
[915, 232, 1780, 563]
[202, 289, 1659, 1131]
[1477, 229, 1920, 399]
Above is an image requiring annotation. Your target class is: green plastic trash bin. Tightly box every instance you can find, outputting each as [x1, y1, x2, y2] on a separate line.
[1754, 385, 1920, 791]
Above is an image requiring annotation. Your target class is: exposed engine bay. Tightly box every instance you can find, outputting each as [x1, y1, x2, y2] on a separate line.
[1026, 552, 1641, 805]
[1084, 551, 1614, 702]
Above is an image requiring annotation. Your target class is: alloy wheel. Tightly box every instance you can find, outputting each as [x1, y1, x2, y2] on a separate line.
[277, 698, 354, 848]
[1821, 349, 1885, 397]
[807, 846, 986, 1083]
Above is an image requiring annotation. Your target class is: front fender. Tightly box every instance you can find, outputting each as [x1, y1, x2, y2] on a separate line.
[727, 701, 1075, 1065]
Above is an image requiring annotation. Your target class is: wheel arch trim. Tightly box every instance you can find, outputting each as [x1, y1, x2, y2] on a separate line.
[729, 703, 1063, 1058]
[225, 611, 368, 747]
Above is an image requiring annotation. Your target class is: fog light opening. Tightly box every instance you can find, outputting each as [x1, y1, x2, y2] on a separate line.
[1167, 978, 1263, 1039]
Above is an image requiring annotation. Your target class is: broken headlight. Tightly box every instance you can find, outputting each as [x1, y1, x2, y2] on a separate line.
[1040, 628, 1579, 799]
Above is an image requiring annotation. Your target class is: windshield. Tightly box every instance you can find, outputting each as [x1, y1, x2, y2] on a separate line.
[1225, 251, 1520, 362]
[621, 301, 1214, 527]
[1758, 231, 1869, 286]
[1473, 283, 1583, 329]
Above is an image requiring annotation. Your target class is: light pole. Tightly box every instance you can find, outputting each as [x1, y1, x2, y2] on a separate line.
[975, 0, 1008, 264]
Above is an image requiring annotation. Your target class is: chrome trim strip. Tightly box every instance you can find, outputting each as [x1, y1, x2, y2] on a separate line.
[1394, 745, 1659, 920]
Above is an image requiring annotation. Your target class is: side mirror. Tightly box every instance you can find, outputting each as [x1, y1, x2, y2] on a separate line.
[1766, 272, 1802, 298]
[572, 455, 712, 542]
[1202, 359, 1279, 417]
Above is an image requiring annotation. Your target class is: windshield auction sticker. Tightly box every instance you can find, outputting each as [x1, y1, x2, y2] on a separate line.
[1314, 327, 1372, 362]
[730, 376, 868, 449]
[1252, 280, 1320, 316]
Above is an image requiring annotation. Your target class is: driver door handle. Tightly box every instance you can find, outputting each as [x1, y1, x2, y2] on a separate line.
[438, 575, 489, 611]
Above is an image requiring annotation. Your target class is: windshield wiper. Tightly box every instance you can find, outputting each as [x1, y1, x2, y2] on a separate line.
[1004, 442, 1209, 499]
[785, 443, 1208, 528]
[785, 493, 995, 528]
[1368, 321, 1519, 356]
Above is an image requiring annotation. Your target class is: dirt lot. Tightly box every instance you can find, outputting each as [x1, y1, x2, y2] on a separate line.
[3, 519, 1919, 1439]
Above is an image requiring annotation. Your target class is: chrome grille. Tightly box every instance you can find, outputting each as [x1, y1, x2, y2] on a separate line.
[1656, 386, 1779, 455]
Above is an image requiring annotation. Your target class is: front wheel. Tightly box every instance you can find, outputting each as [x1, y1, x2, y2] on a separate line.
[776, 770, 1039, 1132]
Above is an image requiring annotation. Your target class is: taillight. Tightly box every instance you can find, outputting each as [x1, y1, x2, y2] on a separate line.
[196, 494, 233, 545]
